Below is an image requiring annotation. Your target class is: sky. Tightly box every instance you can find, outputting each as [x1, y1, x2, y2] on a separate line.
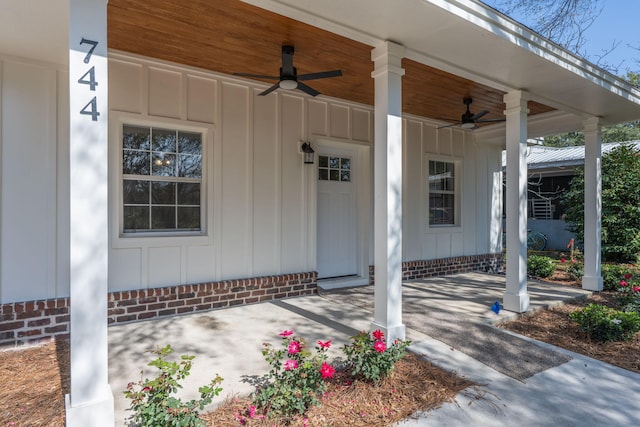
[582, 0, 640, 73]
[483, 0, 640, 75]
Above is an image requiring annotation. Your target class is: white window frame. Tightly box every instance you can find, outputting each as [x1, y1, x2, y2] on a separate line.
[426, 155, 462, 230]
[110, 112, 214, 248]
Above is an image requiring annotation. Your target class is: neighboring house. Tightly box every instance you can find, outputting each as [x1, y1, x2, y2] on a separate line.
[502, 141, 640, 250]
[2, 0, 640, 424]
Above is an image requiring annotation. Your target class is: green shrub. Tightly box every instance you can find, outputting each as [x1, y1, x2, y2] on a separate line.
[342, 330, 410, 383]
[252, 330, 334, 417]
[569, 304, 640, 342]
[527, 255, 556, 278]
[566, 261, 583, 282]
[124, 344, 223, 427]
[602, 264, 635, 291]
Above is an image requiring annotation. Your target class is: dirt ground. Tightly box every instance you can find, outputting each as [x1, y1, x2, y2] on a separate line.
[1, 268, 638, 426]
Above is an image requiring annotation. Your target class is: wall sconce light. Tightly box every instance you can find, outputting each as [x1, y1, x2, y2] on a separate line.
[301, 141, 315, 164]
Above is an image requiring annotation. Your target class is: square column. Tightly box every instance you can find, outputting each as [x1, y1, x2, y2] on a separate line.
[371, 41, 406, 343]
[503, 91, 530, 313]
[582, 117, 603, 291]
[65, 0, 114, 425]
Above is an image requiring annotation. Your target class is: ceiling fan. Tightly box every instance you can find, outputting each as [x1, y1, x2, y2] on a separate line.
[438, 97, 506, 130]
[233, 45, 343, 97]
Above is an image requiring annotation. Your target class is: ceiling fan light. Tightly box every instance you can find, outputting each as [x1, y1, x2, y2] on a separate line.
[279, 79, 297, 90]
[460, 122, 475, 129]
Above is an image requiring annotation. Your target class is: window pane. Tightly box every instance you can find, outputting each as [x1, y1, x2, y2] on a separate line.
[178, 132, 202, 155]
[318, 169, 328, 181]
[152, 128, 176, 153]
[178, 154, 202, 178]
[151, 181, 176, 205]
[152, 206, 175, 229]
[329, 157, 339, 168]
[177, 183, 200, 205]
[123, 150, 150, 175]
[178, 207, 200, 229]
[123, 180, 149, 204]
[341, 170, 351, 182]
[152, 153, 176, 176]
[429, 160, 454, 192]
[319, 155, 328, 168]
[330, 170, 340, 181]
[124, 206, 149, 230]
[123, 126, 150, 150]
[429, 194, 454, 225]
[341, 158, 351, 170]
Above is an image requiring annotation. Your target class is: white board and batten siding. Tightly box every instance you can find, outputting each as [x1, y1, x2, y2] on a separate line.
[0, 56, 70, 303]
[0, 50, 503, 304]
[106, 52, 376, 293]
[402, 117, 503, 263]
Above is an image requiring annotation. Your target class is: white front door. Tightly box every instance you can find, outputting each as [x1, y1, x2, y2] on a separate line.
[317, 146, 359, 279]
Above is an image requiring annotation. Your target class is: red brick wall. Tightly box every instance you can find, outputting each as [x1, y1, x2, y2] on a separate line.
[0, 272, 317, 348]
[369, 253, 503, 285]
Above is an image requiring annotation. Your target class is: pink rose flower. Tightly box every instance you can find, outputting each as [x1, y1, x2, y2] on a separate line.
[625, 273, 632, 279]
[372, 329, 385, 340]
[560, 258, 566, 263]
[284, 359, 298, 370]
[279, 329, 294, 337]
[373, 340, 387, 353]
[288, 340, 301, 355]
[317, 340, 332, 349]
[633, 286, 640, 293]
[320, 362, 335, 379]
[620, 280, 629, 287]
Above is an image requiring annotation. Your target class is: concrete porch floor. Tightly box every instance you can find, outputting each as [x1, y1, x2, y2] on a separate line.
[108, 272, 640, 426]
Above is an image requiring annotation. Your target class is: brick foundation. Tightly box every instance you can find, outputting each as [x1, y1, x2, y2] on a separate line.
[369, 253, 503, 285]
[0, 271, 317, 348]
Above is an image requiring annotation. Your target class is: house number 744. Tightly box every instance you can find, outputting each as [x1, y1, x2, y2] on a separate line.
[78, 38, 100, 121]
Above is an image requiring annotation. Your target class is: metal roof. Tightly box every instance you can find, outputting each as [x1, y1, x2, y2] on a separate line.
[502, 140, 640, 170]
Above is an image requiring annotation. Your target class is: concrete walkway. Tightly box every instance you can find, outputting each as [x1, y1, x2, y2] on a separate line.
[108, 273, 640, 426]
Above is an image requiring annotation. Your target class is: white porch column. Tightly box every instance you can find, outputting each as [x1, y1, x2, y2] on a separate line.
[65, 1, 114, 426]
[503, 91, 530, 313]
[582, 117, 603, 291]
[371, 41, 406, 343]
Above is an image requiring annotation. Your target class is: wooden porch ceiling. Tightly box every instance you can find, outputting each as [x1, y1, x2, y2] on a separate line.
[107, 0, 554, 125]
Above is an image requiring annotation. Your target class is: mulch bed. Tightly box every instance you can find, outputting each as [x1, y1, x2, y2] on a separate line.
[0, 344, 473, 426]
[202, 352, 475, 426]
[499, 291, 640, 374]
[0, 340, 69, 427]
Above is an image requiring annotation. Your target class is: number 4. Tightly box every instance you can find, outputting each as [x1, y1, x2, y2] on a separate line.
[80, 97, 100, 121]
[78, 66, 98, 91]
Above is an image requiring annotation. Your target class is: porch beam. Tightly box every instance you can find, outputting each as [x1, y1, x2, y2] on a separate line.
[503, 90, 530, 313]
[582, 117, 603, 291]
[65, 0, 114, 425]
[371, 41, 406, 343]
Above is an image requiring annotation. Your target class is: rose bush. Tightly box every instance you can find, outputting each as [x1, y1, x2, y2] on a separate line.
[252, 330, 334, 418]
[343, 329, 410, 383]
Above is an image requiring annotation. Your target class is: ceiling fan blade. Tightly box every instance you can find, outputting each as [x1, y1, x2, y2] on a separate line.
[298, 70, 343, 81]
[475, 118, 506, 123]
[297, 82, 320, 97]
[233, 72, 279, 80]
[437, 122, 460, 129]
[471, 110, 489, 120]
[258, 83, 280, 96]
[281, 45, 295, 75]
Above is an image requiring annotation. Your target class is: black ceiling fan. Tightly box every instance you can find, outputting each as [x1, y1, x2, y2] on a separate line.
[438, 97, 506, 130]
[233, 45, 342, 97]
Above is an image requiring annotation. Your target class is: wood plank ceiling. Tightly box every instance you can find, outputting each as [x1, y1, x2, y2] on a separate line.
[107, 0, 553, 126]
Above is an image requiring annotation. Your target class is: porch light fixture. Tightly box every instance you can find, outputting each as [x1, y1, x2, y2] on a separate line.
[301, 141, 315, 164]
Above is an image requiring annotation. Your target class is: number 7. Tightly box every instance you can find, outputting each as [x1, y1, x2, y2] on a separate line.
[80, 38, 99, 64]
